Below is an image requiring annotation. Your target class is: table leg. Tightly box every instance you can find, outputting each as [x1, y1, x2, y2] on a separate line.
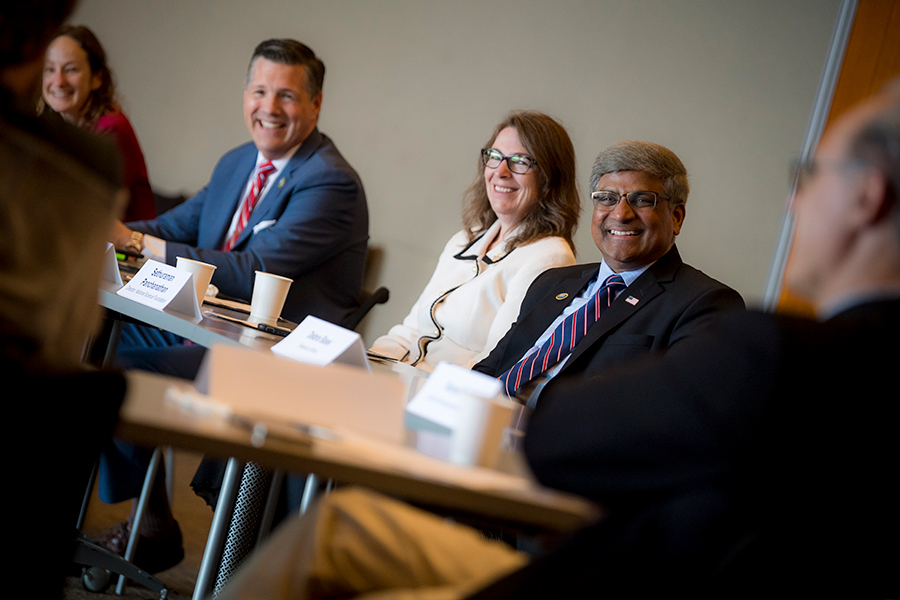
[116, 447, 163, 594]
[193, 458, 244, 600]
[299, 473, 320, 515]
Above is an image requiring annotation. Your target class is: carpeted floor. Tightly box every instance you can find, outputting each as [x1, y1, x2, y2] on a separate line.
[64, 451, 213, 600]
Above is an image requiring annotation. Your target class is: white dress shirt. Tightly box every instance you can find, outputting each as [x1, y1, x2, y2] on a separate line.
[141, 146, 299, 261]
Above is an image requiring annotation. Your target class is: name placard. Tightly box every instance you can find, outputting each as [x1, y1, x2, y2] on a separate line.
[406, 362, 502, 430]
[272, 315, 368, 370]
[102, 242, 123, 286]
[116, 259, 200, 318]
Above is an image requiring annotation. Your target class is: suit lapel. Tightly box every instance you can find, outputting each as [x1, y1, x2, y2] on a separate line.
[499, 265, 600, 369]
[212, 148, 256, 248]
[230, 129, 323, 249]
[563, 246, 682, 368]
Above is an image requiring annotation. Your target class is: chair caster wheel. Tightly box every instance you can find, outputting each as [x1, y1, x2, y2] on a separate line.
[82, 566, 112, 593]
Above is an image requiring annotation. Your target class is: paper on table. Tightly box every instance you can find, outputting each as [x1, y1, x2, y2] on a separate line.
[116, 259, 201, 319]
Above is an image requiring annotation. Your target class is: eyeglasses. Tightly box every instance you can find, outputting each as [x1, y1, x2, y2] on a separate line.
[791, 157, 869, 191]
[481, 148, 537, 174]
[591, 190, 670, 210]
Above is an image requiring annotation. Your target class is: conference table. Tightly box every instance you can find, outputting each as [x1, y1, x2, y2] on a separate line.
[98, 280, 284, 352]
[98, 280, 599, 599]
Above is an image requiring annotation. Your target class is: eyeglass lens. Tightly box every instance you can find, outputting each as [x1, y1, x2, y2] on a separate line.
[482, 149, 534, 174]
[592, 191, 659, 209]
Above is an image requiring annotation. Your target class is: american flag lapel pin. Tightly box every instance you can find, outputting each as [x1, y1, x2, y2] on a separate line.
[625, 296, 639, 305]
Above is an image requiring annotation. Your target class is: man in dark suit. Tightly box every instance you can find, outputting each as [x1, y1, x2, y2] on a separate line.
[217, 86, 900, 600]
[474, 140, 742, 408]
[112, 38, 368, 327]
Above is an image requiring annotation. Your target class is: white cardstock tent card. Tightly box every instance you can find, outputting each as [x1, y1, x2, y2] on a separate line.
[406, 362, 516, 467]
[406, 361, 503, 431]
[102, 243, 123, 286]
[116, 259, 201, 319]
[197, 344, 405, 443]
[271, 315, 369, 371]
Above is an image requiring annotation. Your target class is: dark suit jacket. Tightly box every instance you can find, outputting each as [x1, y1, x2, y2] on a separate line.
[474, 245, 744, 384]
[470, 300, 900, 598]
[128, 128, 368, 325]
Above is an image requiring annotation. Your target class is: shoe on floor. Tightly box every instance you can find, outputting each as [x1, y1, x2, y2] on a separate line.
[97, 520, 185, 574]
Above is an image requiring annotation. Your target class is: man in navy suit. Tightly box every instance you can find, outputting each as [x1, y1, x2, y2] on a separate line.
[100, 39, 368, 571]
[112, 38, 368, 328]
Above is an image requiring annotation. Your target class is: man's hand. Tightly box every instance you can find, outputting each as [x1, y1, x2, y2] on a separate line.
[112, 220, 139, 250]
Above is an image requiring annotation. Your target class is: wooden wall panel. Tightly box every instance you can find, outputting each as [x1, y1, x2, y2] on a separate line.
[827, 0, 900, 122]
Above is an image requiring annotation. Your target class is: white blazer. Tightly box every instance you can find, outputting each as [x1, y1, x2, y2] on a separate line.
[370, 220, 576, 371]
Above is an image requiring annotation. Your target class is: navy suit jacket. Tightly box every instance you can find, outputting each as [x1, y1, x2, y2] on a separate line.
[474, 245, 744, 383]
[128, 128, 368, 325]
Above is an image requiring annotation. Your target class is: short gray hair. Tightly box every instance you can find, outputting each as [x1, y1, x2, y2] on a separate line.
[590, 140, 689, 206]
[848, 78, 900, 205]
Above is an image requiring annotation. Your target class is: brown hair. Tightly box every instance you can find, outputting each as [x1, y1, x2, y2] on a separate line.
[248, 38, 325, 98]
[461, 110, 580, 253]
[37, 25, 117, 125]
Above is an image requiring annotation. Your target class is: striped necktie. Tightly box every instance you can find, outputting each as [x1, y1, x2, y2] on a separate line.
[499, 273, 626, 397]
[222, 161, 276, 251]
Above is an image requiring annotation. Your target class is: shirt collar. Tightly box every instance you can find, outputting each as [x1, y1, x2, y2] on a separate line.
[255, 144, 300, 172]
[596, 258, 650, 288]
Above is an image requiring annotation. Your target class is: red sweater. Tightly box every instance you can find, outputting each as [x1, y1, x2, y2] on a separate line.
[94, 111, 156, 221]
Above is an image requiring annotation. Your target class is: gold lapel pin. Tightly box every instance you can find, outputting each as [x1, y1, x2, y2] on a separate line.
[277, 177, 286, 188]
[555, 293, 569, 300]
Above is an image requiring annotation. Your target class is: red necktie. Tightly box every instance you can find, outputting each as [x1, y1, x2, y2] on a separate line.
[222, 161, 276, 251]
[499, 274, 626, 397]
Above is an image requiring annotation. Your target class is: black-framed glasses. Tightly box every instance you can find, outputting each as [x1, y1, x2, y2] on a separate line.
[481, 148, 537, 174]
[791, 157, 869, 191]
[591, 190, 670, 210]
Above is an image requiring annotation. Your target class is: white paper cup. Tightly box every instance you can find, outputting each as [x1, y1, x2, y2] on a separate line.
[176, 257, 217, 308]
[249, 271, 293, 325]
[449, 393, 516, 468]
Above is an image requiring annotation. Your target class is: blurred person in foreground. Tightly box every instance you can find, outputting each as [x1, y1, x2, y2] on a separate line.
[39, 24, 156, 221]
[369, 110, 579, 370]
[2, 1, 128, 596]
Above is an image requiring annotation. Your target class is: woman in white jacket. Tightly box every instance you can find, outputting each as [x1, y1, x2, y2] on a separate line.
[370, 111, 581, 370]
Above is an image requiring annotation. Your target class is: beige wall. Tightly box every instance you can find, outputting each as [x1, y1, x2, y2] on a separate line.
[72, 0, 839, 343]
